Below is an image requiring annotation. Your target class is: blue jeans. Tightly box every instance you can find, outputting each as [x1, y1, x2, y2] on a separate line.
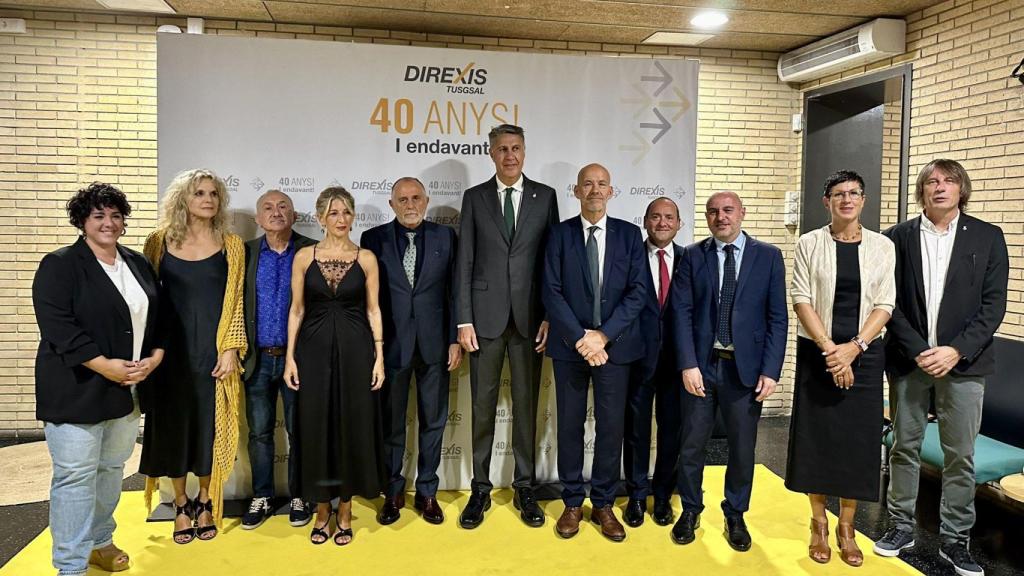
[245, 351, 297, 498]
[44, 406, 140, 576]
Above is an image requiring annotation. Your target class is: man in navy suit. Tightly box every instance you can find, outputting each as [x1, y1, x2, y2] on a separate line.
[669, 191, 787, 551]
[361, 177, 462, 526]
[543, 163, 648, 542]
[622, 197, 685, 528]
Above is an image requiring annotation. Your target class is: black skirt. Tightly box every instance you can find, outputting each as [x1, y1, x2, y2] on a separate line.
[784, 336, 884, 501]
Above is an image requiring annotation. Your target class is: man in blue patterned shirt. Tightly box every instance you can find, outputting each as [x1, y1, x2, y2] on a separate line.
[241, 189, 316, 530]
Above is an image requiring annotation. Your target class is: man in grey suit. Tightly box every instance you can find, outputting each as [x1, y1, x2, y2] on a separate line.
[240, 190, 316, 530]
[457, 124, 560, 529]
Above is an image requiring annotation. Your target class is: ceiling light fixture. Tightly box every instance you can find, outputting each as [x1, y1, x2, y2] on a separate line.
[97, 0, 175, 13]
[642, 31, 714, 46]
[690, 11, 728, 29]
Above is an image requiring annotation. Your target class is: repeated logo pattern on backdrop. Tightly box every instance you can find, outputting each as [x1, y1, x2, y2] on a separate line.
[157, 34, 698, 498]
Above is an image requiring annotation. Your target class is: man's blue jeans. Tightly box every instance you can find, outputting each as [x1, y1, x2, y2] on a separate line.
[245, 351, 298, 498]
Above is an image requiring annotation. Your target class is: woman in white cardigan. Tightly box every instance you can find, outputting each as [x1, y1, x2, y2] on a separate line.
[785, 170, 895, 567]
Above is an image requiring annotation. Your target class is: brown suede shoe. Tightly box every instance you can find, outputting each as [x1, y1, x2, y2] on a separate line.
[556, 506, 583, 538]
[591, 505, 626, 542]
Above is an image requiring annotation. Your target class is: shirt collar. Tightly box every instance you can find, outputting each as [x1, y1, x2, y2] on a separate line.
[259, 233, 294, 254]
[495, 175, 524, 195]
[647, 239, 674, 256]
[397, 220, 422, 237]
[580, 213, 608, 232]
[920, 211, 960, 235]
[714, 231, 746, 253]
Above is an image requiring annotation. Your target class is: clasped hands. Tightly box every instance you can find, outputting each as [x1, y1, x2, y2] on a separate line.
[575, 329, 609, 366]
[821, 340, 859, 389]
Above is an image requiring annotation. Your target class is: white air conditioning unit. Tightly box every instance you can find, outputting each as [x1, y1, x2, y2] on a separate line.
[778, 18, 906, 83]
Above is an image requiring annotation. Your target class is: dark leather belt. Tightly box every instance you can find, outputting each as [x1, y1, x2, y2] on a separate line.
[261, 346, 286, 357]
[713, 348, 735, 360]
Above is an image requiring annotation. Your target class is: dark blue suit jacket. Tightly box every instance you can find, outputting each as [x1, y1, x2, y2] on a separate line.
[543, 215, 648, 365]
[638, 242, 685, 381]
[362, 219, 457, 370]
[670, 232, 787, 387]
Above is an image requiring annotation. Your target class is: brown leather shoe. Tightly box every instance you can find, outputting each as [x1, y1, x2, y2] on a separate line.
[591, 505, 626, 542]
[809, 518, 831, 563]
[378, 494, 405, 525]
[836, 523, 864, 567]
[556, 506, 583, 538]
[415, 494, 445, 525]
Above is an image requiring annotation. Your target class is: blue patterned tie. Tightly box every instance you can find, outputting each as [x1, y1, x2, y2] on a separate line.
[403, 231, 416, 287]
[717, 244, 736, 346]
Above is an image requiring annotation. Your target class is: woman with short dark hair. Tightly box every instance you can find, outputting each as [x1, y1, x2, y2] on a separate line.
[34, 182, 164, 575]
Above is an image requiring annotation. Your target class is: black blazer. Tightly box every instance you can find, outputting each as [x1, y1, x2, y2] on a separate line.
[457, 175, 560, 339]
[884, 213, 1009, 377]
[242, 231, 316, 377]
[637, 242, 684, 381]
[362, 219, 458, 370]
[33, 238, 163, 424]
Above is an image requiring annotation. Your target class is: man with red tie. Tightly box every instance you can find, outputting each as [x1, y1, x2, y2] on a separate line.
[622, 197, 685, 528]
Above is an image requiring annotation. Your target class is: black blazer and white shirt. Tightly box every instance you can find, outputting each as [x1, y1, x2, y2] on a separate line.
[33, 237, 163, 424]
[884, 212, 1009, 377]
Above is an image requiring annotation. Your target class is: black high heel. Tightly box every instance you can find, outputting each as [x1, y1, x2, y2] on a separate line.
[310, 511, 334, 545]
[193, 496, 218, 541]
[172, 498, 195, 545]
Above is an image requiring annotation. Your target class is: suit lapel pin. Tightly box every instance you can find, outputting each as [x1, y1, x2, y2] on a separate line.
[532, 193, 536, 198]
[962, 225, 967, 230]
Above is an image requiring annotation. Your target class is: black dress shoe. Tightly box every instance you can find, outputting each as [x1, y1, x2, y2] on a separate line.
[459, 490, 491, 529]
[671, 510, 700, 545]
[513, 487, 545, 527]
[414, 494, 445, 525]
[652, 499, 674, 526]
[623, 498, 646, 527]
[377, 494, 404, 525]
[725, 516, 752, 551]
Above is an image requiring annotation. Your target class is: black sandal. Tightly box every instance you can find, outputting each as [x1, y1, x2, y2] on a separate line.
[172, 498, 195, 545]
[193, 497, 218, 541]
[333, 526, 354, 546]
[310, 512, 333, 545]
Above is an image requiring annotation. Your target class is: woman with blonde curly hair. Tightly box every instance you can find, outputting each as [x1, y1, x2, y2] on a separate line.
[139, 168, 247, 545]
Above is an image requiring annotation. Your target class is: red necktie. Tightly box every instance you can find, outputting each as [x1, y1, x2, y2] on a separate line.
[657, 249, 669, 309]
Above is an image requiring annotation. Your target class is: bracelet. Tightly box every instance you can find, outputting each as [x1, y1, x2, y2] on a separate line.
[374, 339, 383, 343]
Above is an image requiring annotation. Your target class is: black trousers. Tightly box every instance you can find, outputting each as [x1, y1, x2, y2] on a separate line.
[553, 359, 630, 508]
[677, 353, 762, 518]
[382, 347, 449, 497]
[469, 319, 542, 491]
[623, 353, 682, 501]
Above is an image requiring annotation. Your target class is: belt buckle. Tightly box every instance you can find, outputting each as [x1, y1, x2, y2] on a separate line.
[262, 346, 286, 357]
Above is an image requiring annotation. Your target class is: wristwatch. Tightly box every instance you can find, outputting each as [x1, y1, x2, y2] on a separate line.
[850, 335, 869, 353]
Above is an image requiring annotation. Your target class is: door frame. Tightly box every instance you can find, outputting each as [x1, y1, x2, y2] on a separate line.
[801, 64, 913, 222]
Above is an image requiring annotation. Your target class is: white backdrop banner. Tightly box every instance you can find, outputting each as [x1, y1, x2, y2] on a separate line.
[157, 34, 697, 499]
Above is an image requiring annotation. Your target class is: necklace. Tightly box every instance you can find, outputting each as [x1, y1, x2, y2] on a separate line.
[830, 223, 862, 242]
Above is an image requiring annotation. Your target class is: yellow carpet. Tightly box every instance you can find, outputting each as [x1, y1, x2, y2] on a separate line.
[2, 466, 920, 575]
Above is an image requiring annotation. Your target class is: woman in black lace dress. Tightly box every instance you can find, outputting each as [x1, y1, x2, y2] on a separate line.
[284, 186, 386, 545]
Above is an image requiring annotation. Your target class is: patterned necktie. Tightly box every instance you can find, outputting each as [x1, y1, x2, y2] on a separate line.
[717, 244, 736, 346]
[587, 225, 601, 327]
[503, 187, 516, 239]
[657, 249, 669, 309]
[403, 231, 416, 287]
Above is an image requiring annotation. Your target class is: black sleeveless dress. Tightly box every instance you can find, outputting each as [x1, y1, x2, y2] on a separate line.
[785, 240, 884, 501]
[294, 250, 386, 503]
[140, 250, 226, 478]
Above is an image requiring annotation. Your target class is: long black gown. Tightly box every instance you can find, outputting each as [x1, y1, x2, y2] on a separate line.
[140, 250, 226, 478]
[294, 249, 386, 503]
[785, 240, 884, 502]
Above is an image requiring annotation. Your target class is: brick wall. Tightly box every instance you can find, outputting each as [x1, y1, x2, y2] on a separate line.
[800, 0, 1024, 344]
[0, 8, 804, 434]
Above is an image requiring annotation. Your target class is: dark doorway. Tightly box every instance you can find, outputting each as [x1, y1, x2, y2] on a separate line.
[800, 66, 912, 235]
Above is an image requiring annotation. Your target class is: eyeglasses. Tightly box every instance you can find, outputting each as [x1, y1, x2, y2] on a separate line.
[826, 190, 864, 200]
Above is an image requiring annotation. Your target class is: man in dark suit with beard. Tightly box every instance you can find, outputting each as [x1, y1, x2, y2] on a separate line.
[456, 124, 560, 529]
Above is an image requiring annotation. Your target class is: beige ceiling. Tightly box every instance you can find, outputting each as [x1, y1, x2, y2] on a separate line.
[3, 0, 941, 51]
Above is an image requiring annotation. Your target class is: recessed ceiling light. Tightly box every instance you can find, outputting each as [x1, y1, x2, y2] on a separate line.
[690, 11, 728, 29]
[97, 0, 175, 13]
[642, 32, 715, 46]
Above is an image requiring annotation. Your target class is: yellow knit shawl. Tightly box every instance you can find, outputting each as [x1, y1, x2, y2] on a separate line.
[142, 229, 248, 529]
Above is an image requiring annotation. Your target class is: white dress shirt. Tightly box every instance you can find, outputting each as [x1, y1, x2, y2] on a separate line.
[920, 211, 960, 347]
[495, 174, 524, 223]
[98, 252, 149, 362]
[646, 240, 674, 297]
[581, 213, 608, 288]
